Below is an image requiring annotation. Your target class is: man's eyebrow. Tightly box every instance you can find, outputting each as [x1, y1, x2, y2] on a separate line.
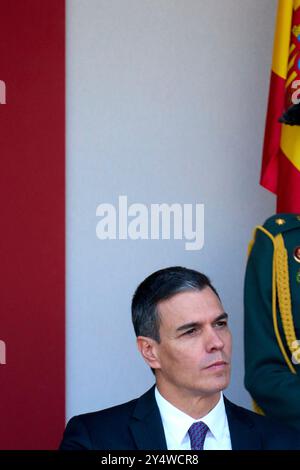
[215, 312, 228, 322]
[176, 312, 228, 333]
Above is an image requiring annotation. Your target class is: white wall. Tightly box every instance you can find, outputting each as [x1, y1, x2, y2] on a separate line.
[66, 0, 276, 420]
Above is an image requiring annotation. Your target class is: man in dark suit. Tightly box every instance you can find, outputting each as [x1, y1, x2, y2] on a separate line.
[60, 266, 299, 450]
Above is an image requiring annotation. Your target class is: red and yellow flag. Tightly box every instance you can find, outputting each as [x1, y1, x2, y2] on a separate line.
[261, 0, 300, 212]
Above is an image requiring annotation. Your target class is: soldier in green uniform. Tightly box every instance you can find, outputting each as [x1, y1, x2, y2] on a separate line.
[244, 213, 300, 431]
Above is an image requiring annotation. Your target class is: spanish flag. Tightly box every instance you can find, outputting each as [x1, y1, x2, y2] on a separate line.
[261, 0, 300, 212]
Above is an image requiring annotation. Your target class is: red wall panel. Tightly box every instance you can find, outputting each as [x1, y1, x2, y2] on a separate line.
[0, 0, 65, 449]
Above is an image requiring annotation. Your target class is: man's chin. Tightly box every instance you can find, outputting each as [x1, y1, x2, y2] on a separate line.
[203, 374, 230, 393]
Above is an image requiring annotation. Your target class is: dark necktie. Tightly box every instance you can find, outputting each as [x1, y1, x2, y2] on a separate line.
[188, 421, 209, 450]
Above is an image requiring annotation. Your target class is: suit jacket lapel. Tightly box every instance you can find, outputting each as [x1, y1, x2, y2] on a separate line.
[224, 397, 262, 450]
[129, 386, 167, 450]
[129, 388, 263, 450]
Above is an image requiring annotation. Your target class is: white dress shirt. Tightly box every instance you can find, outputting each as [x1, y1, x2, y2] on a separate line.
[155, 387, 232, 450]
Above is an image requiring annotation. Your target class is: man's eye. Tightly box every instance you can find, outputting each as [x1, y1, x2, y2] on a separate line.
[215, 321, 227, 328]
[184, 328, 197, 335]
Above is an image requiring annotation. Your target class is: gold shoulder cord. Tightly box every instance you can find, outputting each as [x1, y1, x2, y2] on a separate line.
[248, 226, 297, 415]
[274, 233, 298, 365]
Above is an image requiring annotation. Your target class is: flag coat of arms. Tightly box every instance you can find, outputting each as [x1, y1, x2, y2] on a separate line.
[261, 0, 300, 212]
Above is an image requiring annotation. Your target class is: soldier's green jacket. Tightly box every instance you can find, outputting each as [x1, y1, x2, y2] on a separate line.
[244, 213, 300, 431]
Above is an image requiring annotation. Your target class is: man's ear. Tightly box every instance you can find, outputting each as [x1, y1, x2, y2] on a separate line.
[136, 336, 161, 370]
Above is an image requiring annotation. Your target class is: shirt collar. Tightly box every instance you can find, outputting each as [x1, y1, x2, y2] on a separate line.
[155, 386, 227, 445]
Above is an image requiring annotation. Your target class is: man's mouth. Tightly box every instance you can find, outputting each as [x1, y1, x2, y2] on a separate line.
[204, 360, 228, 370]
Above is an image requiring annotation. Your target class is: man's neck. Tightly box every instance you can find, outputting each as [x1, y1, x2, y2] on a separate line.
[155, 382, 221, 420]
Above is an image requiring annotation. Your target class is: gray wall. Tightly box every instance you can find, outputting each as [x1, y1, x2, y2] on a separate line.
[66, 0, 276, 419]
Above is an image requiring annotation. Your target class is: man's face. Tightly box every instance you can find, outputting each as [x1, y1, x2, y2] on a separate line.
[153, 287, 232, 398]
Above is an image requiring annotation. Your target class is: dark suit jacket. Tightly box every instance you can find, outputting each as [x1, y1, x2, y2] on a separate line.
[59, 386, 300, 450]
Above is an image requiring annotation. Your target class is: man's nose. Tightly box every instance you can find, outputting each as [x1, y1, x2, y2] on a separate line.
[204, 327, 224, 351]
